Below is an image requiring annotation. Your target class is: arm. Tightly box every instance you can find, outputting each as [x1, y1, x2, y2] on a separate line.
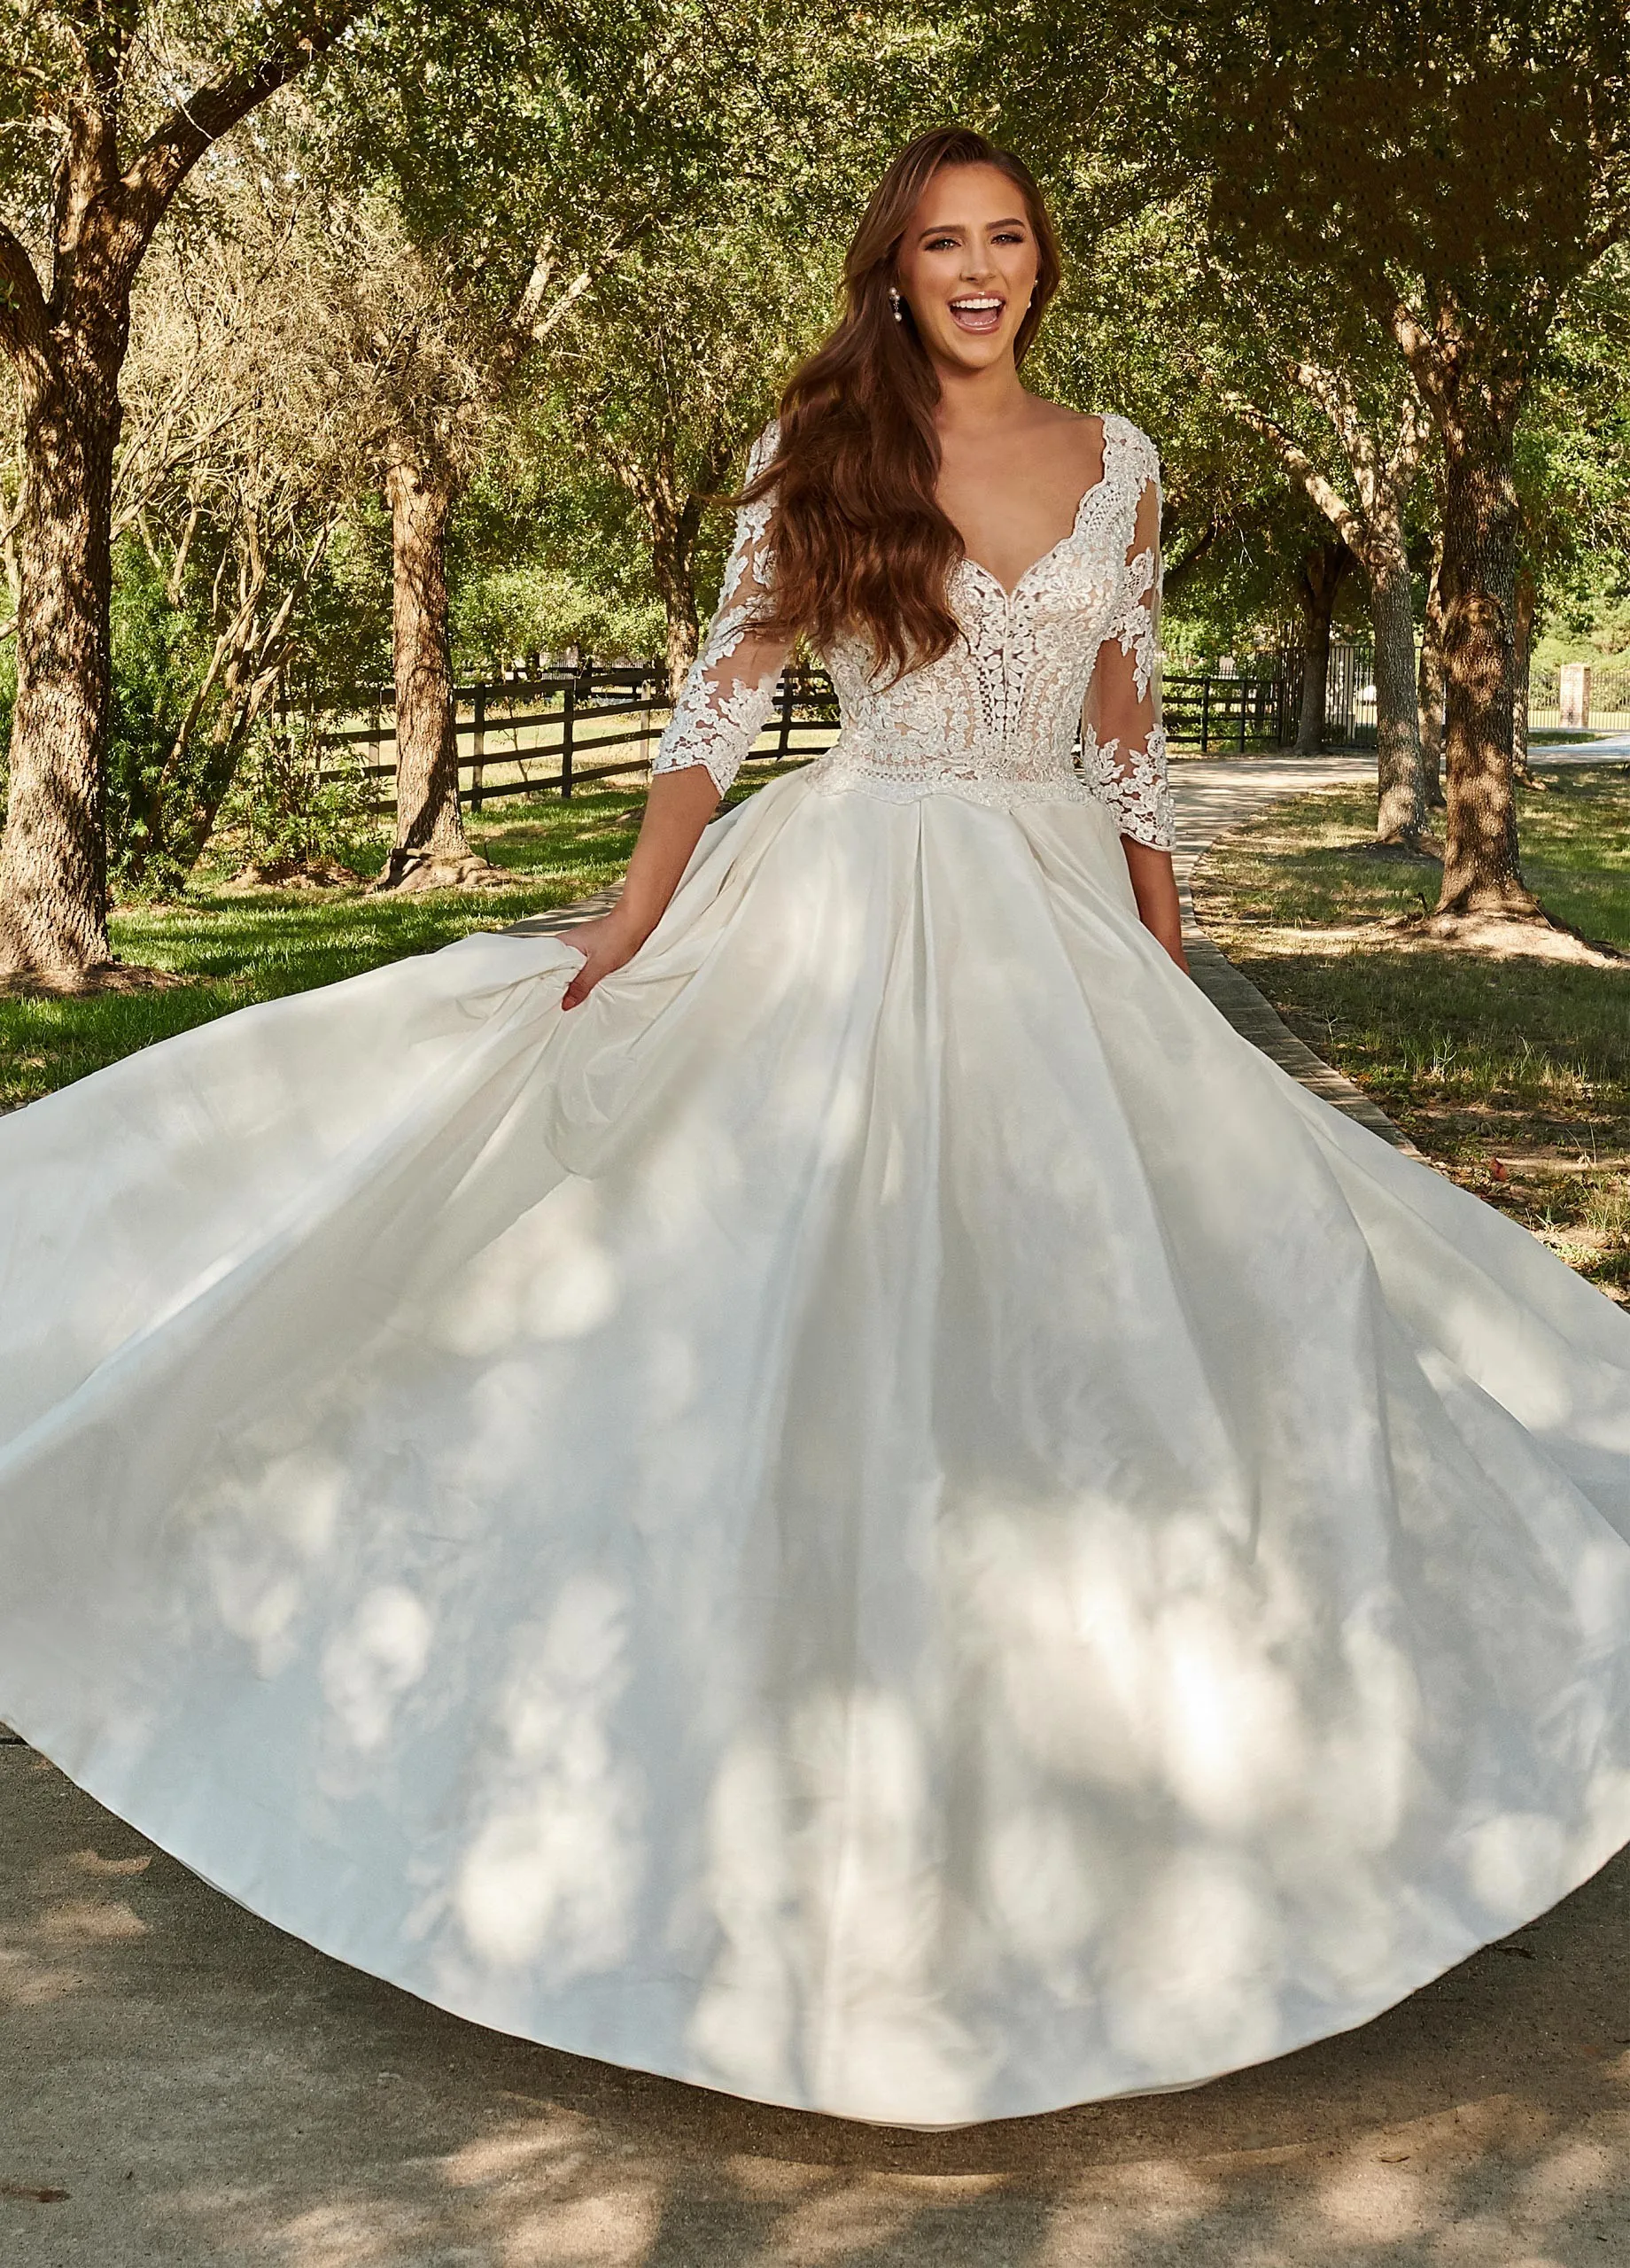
[560, 433, 791, 1010]
[1082, 468, 1188, 974]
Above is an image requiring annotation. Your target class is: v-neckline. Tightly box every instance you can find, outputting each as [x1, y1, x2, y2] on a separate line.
[956, 417, 1118, 604]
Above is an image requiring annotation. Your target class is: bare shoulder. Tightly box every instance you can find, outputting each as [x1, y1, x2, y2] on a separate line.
[1020, 396, 1107, 479]
[1024, 397, 1104, 439]
[1035, 399, 1158, 447]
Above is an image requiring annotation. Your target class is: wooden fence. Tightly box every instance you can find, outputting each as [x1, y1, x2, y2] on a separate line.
[317, 664, 842, 808]
[1162, 670, 1292, 752]
[320, 657, 1308, 812]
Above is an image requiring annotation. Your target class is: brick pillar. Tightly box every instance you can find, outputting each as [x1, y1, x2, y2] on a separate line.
[1559, 662, 1593, 730]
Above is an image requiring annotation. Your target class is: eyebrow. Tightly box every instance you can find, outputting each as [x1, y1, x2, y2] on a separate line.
[917, 216, 1029, 239]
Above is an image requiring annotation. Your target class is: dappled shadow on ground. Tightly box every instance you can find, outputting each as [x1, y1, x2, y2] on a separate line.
[1190, 771, 1630, 1301]
[5, 1747, 1630, 2266]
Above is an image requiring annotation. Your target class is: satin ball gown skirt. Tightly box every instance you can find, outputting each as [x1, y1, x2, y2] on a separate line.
[3, 765, 1630, 2124]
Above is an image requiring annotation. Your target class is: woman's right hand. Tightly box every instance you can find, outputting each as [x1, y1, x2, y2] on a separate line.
[557, 912, 649, 1011]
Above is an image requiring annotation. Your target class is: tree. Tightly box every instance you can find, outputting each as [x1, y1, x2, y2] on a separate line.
[111, 161, 385, 886]
[1214, 334, 1432, 839]
[331, 0, 836, 889]
[1509, 255, 1630, 774]
[0, 0, 370, 986]
[1080, 192, 1434, 828]
[1027, 197, 1315, 680]
[319, 220, 510, 890]
[1291, 536, 1355, 755]
[555, 218, 829, 690]
[1191, 2, 1630, 922]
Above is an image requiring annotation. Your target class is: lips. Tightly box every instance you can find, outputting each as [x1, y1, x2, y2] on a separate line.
[949, 296, 1005, 334]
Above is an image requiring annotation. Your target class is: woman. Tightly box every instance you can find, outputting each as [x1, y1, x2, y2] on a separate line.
[3, 128, 1629, 2129]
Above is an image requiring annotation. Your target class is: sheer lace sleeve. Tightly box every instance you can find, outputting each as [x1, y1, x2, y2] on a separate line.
[1081, 454, 1175, 850]
[650, 423, 791, 797]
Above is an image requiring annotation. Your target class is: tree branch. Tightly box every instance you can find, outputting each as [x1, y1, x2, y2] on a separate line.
[120, 0, 372, 230]
[1161, 517, 1221, 601]
[497, 213, 660, 379]
[1219, 388, 1369, 561]
[0, 221, 50, 363]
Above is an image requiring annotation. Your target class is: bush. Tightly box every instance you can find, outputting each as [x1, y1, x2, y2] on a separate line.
[205, 727, 388, 881]
[105, 547, 196, 894]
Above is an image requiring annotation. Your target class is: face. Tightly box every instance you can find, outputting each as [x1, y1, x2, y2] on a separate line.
[892, 162, 1043, 376]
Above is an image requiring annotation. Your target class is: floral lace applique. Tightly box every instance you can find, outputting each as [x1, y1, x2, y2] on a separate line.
[1108, 548, 1161, 702]
[1080, 723, 1176, 848]
[651, 425, 787, 796]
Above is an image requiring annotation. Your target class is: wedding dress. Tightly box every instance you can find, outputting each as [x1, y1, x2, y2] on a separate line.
[3, 414, 1630, 2128]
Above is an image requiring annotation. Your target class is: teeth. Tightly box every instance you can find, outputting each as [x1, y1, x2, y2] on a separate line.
[953, 298, 1002, 310]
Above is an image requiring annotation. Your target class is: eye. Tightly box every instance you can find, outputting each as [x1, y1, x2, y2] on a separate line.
[993, 229, 1026, 244]
[924, 234, 959, 251]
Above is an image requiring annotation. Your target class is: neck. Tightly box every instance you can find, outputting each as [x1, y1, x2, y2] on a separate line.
[928, 351, 1029, 435]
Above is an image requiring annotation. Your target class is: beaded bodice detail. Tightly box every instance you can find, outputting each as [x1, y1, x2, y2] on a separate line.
[653, 413, 1174, 849]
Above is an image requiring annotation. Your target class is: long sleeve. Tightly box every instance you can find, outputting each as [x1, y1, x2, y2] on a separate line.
[1081, 460, 1176, 850]
[651, 424, 792, 797]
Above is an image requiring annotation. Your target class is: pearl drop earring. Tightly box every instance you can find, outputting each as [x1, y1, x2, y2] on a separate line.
[889, 288, 904, 323]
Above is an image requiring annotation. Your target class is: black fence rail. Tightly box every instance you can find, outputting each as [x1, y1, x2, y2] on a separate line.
[318, 663, 844, 805]
[1162, 672, 1292, 753]
[321, 656, 1347, 810]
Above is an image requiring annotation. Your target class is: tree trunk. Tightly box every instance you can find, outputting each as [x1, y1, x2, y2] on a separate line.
[1434, 436, 1540, 918]
[651, 498, 704, 696]
[0, 12, 362, 974]
[1417, 540, 1446, 808]
[0, 350, 120, 982]
[1511, 566, 1536, 785]
[664, 594, 700, 695]
[375, 445, 491, 892]
[1370, 547, 1427, 843]
[1292, 539, 1348, 754]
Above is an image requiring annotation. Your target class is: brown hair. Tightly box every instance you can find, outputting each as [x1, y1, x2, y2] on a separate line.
[744, 127, 1063, 680]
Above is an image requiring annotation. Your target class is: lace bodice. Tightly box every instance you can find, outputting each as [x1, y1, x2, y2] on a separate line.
[653, 412, 1174, 850]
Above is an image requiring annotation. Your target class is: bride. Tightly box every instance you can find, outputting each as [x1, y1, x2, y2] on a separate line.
[3, 127, 1630, 2129]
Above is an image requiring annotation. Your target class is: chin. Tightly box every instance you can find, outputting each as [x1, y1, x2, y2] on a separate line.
[936, 328, 1019, 369]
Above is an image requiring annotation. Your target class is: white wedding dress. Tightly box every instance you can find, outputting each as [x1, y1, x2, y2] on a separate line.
[4, 414, 1630, 2127]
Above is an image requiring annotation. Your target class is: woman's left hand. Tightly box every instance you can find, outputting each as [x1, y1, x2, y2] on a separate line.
[557, 912, 648, 1010]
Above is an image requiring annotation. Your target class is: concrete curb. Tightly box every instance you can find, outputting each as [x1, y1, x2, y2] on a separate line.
[1166, 753, 1417, 1153]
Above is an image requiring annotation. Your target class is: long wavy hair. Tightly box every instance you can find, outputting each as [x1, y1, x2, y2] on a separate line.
[743, 128, 1063, 680]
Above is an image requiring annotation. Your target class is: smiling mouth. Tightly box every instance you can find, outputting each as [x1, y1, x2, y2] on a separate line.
[949, 296, 1005, 334]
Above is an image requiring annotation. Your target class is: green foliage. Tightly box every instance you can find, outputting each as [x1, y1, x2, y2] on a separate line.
[105, 546, 195, 895]
[453, 567, 663, 671]
[282, 506, 395, 715]
[446, 408, 665, 668]
[1032, 192, 1334, 657]
[1522, 247, 1630, 653]
[206, 734, 388, 881]
[7, 0, 1630, 896]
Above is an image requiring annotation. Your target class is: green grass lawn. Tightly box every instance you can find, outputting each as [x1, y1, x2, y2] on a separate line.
[1194, 764, 1630, 1298]
[0, 774, 780, 1113]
